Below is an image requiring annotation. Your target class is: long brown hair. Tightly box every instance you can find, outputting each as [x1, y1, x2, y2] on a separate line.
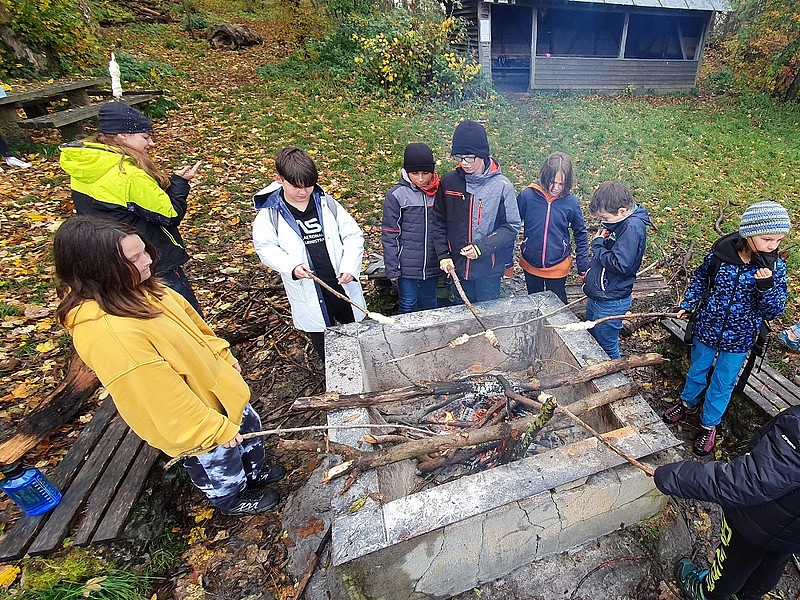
[54, 216, 165, 325]
[88, 133, 171, 189]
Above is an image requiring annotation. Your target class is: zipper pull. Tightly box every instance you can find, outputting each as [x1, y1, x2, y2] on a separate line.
[477, 199, 482, 224]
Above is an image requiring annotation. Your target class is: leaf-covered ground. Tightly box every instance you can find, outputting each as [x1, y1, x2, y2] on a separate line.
[3, 0, 800, 597]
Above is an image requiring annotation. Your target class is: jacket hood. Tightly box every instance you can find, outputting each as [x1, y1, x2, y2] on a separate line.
[464, 156, 503, 186]
[64, 299, 109, 332]
[59, 141, 126, 185]
[252, 182, 329, 211]
[252, 180, 284, 210]
[604, 203, 652, 233]
[711, 231, 747, 266]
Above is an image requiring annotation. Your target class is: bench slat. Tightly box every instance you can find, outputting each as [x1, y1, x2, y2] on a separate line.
[92, 443, 161, 543]
[71, 428, 146, 546]
[566, 274, 667, 302]
[0, 78, 106, 108]
[743, 382, 788, 417]
[0, 400, 118, 561]
[26, 415, 129, 555]
[18, 95, 158, 130]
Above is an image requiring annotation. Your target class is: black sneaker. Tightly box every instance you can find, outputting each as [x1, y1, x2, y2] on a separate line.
[221, 488, 279, 515]
[249, 464, 286, 487]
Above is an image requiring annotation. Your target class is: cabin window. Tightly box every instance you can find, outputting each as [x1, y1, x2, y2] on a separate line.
[535, 9, 624, 58]
[624, 15, 705, 60]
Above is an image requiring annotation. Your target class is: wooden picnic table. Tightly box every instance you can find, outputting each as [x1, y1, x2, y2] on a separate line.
[0, 77, 107, 143]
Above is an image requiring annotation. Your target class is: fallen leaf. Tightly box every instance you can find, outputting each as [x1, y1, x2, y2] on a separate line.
[348, 497, 367, 514]
[0, 564, 20, 588]
[296, 517, 325, 538]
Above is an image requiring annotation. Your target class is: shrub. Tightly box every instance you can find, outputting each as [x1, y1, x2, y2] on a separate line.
[0, 0, 100, 78]
[110, 52, 183, 86]
[350, 6, 487, 100]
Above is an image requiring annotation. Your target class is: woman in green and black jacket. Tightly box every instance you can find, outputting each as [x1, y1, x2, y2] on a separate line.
[59, 102, 203, 314]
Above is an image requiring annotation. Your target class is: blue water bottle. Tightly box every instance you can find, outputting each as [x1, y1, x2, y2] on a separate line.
[0, 463, 62, 516]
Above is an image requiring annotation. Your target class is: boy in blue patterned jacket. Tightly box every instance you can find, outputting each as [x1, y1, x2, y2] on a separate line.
[664, 201, 790, 456]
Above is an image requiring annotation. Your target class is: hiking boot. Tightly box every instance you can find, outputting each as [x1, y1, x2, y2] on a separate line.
[779, 330, 800, 353]
[663, 401, 699, 424]
[675, 557, 708, 600]
[220, 488, 279, 515]
[693, 426, 717, 456]
[248, 464, 286, 487]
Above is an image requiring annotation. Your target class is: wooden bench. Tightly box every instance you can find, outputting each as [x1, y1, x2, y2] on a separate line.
[0, 399, 160, 561]
[661, 317, 800, 416]
[565, 273, 669, 303]
[17, 93, 161, 139]
[0, 78, 107, 143]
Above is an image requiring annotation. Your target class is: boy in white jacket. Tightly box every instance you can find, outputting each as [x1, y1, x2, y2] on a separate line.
[252, 147, 365, 362]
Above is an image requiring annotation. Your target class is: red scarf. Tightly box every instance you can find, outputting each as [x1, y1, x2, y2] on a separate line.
[417, 172, 440, 197]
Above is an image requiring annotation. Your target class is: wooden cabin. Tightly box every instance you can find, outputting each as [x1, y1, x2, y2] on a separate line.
[455, 0, 731, 93]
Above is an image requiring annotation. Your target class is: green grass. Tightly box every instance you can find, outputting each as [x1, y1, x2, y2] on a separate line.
[0, 302, 22, 317]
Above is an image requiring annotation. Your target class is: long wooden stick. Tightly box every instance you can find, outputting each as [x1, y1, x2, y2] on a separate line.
[306, 271, 395, 324]
[293, 526, 332, 600]
[447, 267, 489, 332]
[290, 353, 666, 412]
[497, 376, 654, 477]
[163, 422, 434, 469]
[549, 312, 681, 332]
[311, 396, 558, 482]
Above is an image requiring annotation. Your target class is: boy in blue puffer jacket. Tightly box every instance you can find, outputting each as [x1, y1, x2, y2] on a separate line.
[663, 201, 789, 456]
[381, 143, 441, 313]
[583, 181, 651, 360]
[654, 405, 800, 600]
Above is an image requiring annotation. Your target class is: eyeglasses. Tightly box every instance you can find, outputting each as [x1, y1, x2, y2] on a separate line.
[452, 154, 478, 164]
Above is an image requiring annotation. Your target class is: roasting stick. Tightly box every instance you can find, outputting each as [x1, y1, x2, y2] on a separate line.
[548, 311, 682, 332]
[445, 265, 499, 347]
[306, 271, 396, 325]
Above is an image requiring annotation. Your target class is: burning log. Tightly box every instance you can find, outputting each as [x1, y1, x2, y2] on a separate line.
[316, 395, 558, 482]
[290, 353, 665, 412]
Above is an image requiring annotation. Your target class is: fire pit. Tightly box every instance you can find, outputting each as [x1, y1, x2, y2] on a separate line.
[324, 292, 679, 600]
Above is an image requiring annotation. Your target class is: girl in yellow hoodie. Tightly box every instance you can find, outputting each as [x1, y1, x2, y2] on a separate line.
[54, 216, 283, 515]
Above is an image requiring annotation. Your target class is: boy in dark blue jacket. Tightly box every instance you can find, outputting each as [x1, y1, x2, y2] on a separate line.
[655, 405, 800, 600]
[583, 181, 650, 359]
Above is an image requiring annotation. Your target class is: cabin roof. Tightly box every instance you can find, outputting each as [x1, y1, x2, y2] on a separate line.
[485, 0, 731, 12]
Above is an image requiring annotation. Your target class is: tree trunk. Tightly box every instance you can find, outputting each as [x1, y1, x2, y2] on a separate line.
[0, 351, 100, 465]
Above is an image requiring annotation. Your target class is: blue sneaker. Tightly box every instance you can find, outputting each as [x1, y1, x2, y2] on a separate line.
[675, 558, 707, 600]
[779, 330, 800, 352]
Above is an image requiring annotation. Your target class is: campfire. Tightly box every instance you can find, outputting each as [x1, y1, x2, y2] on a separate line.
[308, 293, 681, 600]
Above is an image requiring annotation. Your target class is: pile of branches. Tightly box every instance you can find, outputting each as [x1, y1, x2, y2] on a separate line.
[285, 354, 665, 490]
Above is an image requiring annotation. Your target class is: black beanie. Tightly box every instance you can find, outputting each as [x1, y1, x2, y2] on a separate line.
[451, 120, 490, 161]
[403, 143, 435, 173]
[98, 102, 153, 135]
